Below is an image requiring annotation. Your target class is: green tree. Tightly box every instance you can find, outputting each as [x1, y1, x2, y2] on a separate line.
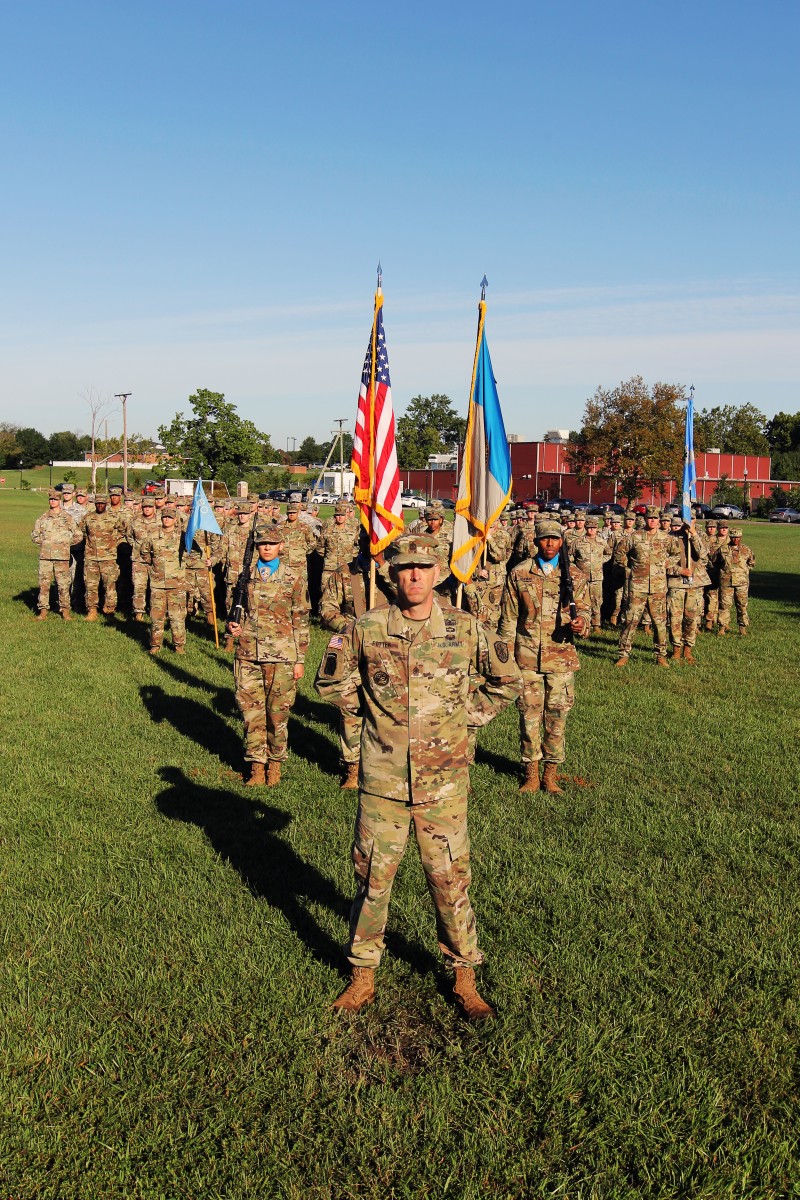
[395, 394, 466, 469]
[765, 410, 800, 453]
[567, 377, 686, 503]
[48, 431, 84, 460]
[158, 389, 270, 486]
[17, 427, 51, 468]
[694, 403, 769, 455]
[0, 424, 21, 468]
[297, 436, 324, 463]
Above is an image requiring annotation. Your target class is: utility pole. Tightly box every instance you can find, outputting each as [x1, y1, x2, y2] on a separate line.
[115, 393, 131, 493]
[104, 419, 109, 490]
[333, 418, 348, 498]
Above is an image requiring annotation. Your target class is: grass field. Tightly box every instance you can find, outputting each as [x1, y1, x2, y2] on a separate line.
[2, 492, 799, 1199]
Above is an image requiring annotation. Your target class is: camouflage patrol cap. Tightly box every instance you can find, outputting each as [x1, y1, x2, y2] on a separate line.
[213, 500, 225, 509]
[141, 495, 155, 508]
[534, 518, 564, 540]
[161, 504, 177, 518]
[388, 534, 439, 567]
[94, 493, 109, 504]
[236, 500, 253, 514]
[76, 488, 88, 497]
[424, 506, 444, 520]
[729, 527, 743, 538]
[334, 501, 349, 515]
[716, 516, 730, 527]
[585, 515, 600, 528]
[645, 505, 661, 518]
[609, 513, 622, 523]
[623, 509, 636, 520]
[254, 525, 284, 545]
[124, 490, 136, 501]
[109, 485, 123, 497]
[670, 514, 683, 527]
[48, 487, 60, 499]
[152, 488, 166, 499]
[574, 509, 587, 521]
[286, 502, 301, 514]
[705, 519, 718, 528]
[62, 482, 75, 493]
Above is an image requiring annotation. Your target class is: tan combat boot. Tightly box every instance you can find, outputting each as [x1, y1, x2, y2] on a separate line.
[246, 762, 265, 787]
[86, 608, 98, 621]
[738, 626, 748, 636]
[174, 645, 185, 655]
[614, 655, 628, 667]
[340, 763, 359, 790]
[62, 609, 71, 621]
[266, 760, 281, 786]
[519, 763, 540, 793]
[671, 646, 682, 660]
[683, 647, 696, 663]
[609, 614, 618, 627]
[332, 967, 375, 1013]
[704, 619, 714, 631]
[656, 656, 669, 667]
[453, 967, 495, 1021]
[149, 645, 161, 655]
[717, 626, 728, 637]
[35, 610, 47, 620]
[542, 763, 563, 794]
[134, 613, 145, 623]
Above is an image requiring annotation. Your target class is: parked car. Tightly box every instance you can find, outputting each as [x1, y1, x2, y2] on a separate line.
[588, 503, 625, 516]
[692, 503, 712, 519]
[142, 480, 162, 495]
[711, 504, 745, 520]
[440, 498, 456, 509]
[401, 493, 427, 510]
[769, 507, 800, 523]
[633, 503, 648, 515]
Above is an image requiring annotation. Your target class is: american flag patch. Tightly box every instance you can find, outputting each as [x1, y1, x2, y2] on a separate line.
[328, 635, 344, 649]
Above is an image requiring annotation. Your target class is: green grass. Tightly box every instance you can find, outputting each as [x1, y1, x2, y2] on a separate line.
[2, 492, 799, 1199]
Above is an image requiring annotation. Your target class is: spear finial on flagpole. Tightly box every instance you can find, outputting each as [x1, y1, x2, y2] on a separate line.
[377, 261, 382, 295]
[690, 383, 695, 399]
[480, 275, 488, 301]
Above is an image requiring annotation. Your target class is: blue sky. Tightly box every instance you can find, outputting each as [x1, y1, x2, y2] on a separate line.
[1, 0, 797, 444]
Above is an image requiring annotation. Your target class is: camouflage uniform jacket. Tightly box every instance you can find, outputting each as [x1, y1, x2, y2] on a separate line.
[184, 532, 222, 569]
[221, 523, 253, 579]
[315, 600, 521, 804]
[31, 510, 82, 560]
[613, 530, 677, 595]
[714, 542, 755, 586]
[81, 510, 124, 562]
[484, 525, 511, 583]
[281, 520, 318, 569]
[319, 559, 395, 632]
[509, 525, 537, 568]
[138, 528, 186, 590]
[235, 559, 310, 665]
[315, 521, 358, 573]
[666, 530, 711, 589]
[572, 537, 611, 583]
[129, 515, 160, 560]
[498, 557, 590, 673]
[65, 500, 90, 523]
[109, 504, 131, 538]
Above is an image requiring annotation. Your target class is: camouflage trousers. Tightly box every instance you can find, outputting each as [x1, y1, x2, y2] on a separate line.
[347, 790, 482, 970]
[38, 560, 71, 612]
[704, 584, 720, 624]
[340, 712, 362, 765]
[719, 583, 750, 630]
[132, 562, 151, 615]
[186, 565, 213, 615]
[150, 587, 186, 650]
[234, 659, 296, 763]
[587, 580, 603, 627]
[667, 586, 704, 649]
[517, 669, 575, 765]
[618, 591, 667, 658]
[84, 559, 120, 612]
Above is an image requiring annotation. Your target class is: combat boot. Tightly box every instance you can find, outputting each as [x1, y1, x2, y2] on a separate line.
[683, 647, 696, 664]
[738, 626, 748, 636]
[340, 763, 359, 790]
[542, 763, 563, 794]
[656, 655, 669, 667]
[266, 760, 281, 786]
[149, 645, 161, 655]
[224, 635, 235, 652]
[591, 624, 601, 636]
[609, 614, 618, 627]
[671, 646, 682, 660]
[61, 609, 71, 621]
[332, 967, 375, 1013]
[614, 655, 629, 667]
[519, 763, 540, 793]
[174, 645, 185, 655]
[453, 967, 495, 1021]
[35, 610, 47, 620]
[704, 619, 714, 631]
[85, 607, 98, 621]
[134, 613, 145, 623]
[246, 762, 265, 787]
[717, 626, 728, 637]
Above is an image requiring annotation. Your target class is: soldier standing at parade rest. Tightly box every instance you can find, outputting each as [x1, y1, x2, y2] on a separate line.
[716, 527, 755, 636]
[80, 495, 124, 618]
[31, 489, 83, 619]
[316, 534, 521, 1020]
[665, 514, 710, 663]
[227, 526, 310, 787]
[220, 501, 255, 648]
[703, 518, 723, 630]
[318, 532, 396, 789]
[572, 515, 611, 633]
[129, 496, 159, 621]
[462, 518, 512, 632]
[614, 505, 678, 667]
[280, 501, 318, 578]
[316, 502, 358, 595]
[139, 504, 187, 654]
[498, 517, 589, 794]
[603, 513, 625, 625]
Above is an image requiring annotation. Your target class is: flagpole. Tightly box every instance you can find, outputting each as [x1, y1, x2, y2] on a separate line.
[204, 532, 219, 648]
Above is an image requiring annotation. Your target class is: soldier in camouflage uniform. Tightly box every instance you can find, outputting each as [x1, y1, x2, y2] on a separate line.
[319, 538, 396, 788]
[139, 505, 187, 654]
[509, 509, 537, 570]
[129, 496, 160, 620]
[221, 501, 255, 628]
[703, 518, 723, 630]
[614, 505, 678, 666]
[81, 495, 124, 618]
[184, 526, 220, 625]
[462, 520, 512, 631]
[316, 502, 359, 594]
[603, 513, 625, 624]
[31, 489, 83, 619]
[281, 501, 317, 577]
[665, 516, 710, 662]
[716, 527, 755, 635]
[406, 498, 444, 535]
[316, 534, 521, 1019]
[227, 526, 310, 787]
[572, 515, 611, 632]
[498, 517, 589, 793]
[565, 509, 587, 553]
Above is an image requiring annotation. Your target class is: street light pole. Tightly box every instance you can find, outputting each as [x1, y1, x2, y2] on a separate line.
[115, 393, 131, 494]
[49, 461, 53, 487]
[19, 460, 23, 488]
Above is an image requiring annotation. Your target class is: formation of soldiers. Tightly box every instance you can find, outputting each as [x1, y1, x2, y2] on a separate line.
[29, 484, 759, 1020]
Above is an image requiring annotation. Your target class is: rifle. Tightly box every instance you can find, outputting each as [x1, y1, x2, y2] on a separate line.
[228, 509, 259, 625]
[559, 534, 578, 635]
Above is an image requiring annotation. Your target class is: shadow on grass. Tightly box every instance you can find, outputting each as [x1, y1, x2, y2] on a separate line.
[155, 766, 442, 982]
[12, 586, 39, 614]
[155, 765, 347, 968]
[142, 684, 242, 771]
[750, 569, 800, 609]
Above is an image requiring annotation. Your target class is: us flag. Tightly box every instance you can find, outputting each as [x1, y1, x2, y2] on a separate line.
[351, 293, 403, 554]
